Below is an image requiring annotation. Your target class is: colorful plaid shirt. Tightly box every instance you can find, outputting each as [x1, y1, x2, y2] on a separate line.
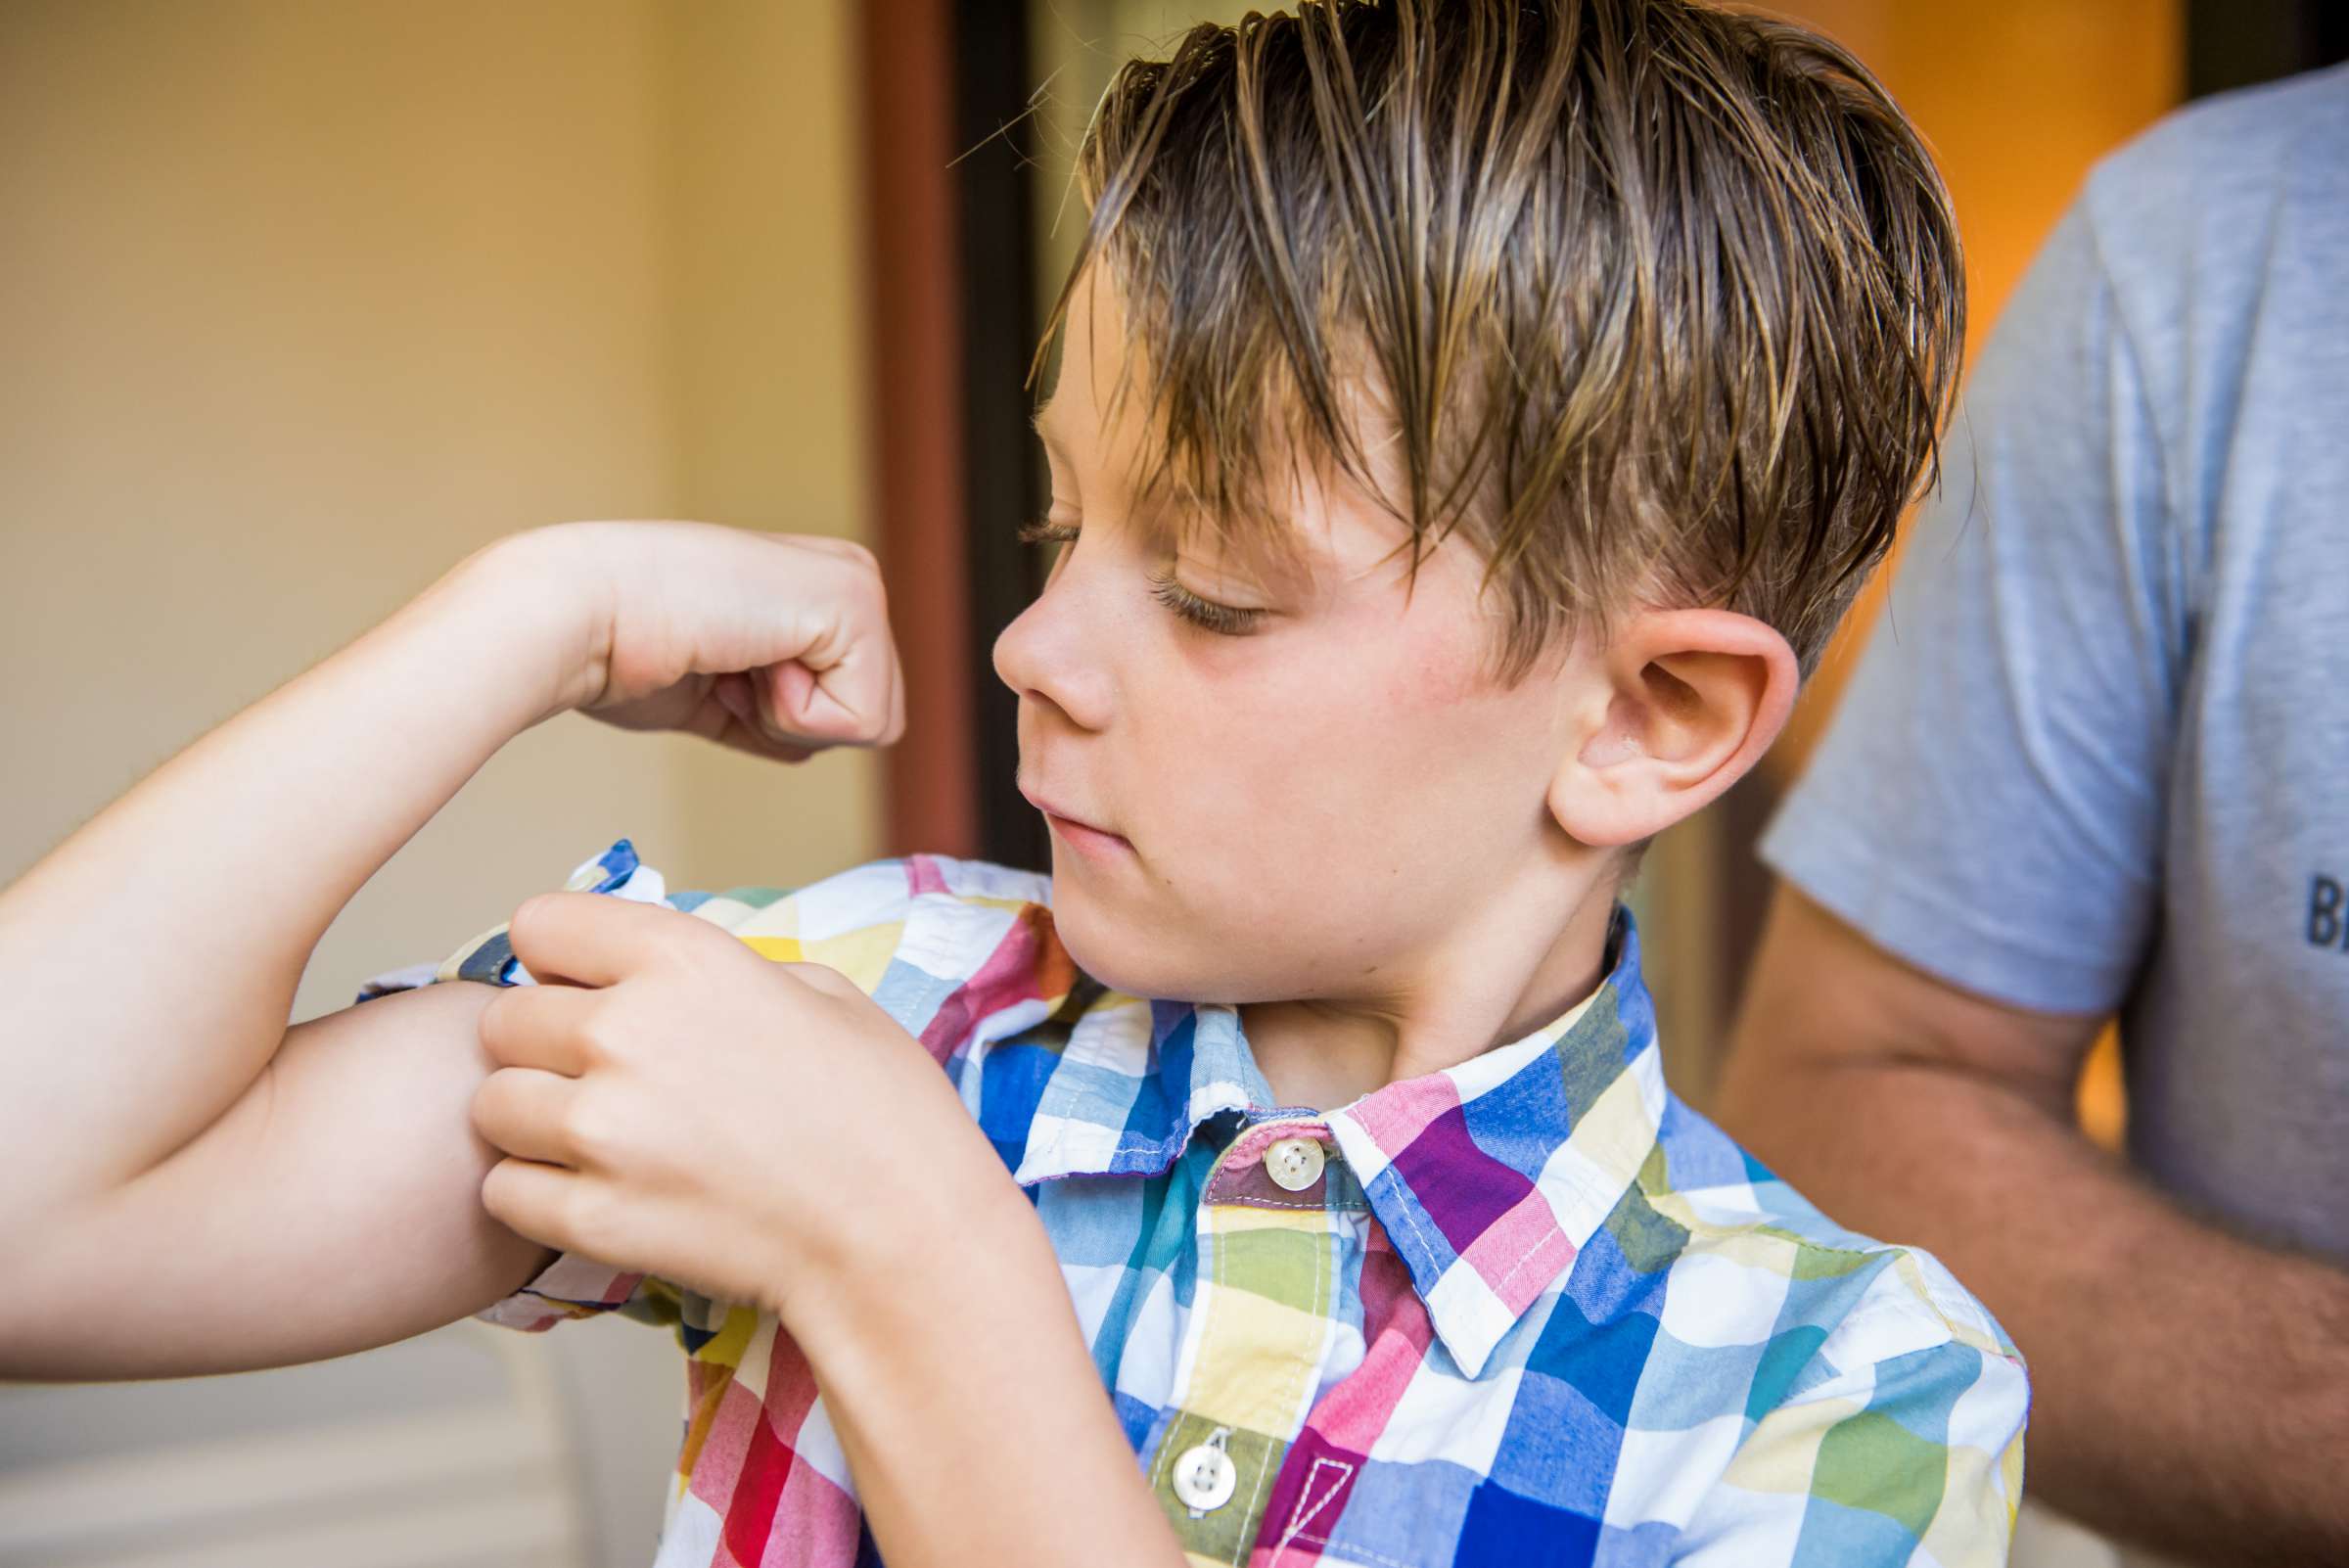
[364, 841, 2028, 1568]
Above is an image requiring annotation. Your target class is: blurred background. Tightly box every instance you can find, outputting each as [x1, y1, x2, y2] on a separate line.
[1, 1, 2340, 1564]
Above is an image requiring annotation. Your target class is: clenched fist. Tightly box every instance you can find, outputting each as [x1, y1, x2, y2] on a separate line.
[481, 520, 905, 762]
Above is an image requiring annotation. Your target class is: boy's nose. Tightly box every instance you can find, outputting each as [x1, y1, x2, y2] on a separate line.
[992, 580, 1115, 734]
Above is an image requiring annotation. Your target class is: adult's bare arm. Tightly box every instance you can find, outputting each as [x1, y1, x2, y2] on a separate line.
[1715, 887, 2349, 1567]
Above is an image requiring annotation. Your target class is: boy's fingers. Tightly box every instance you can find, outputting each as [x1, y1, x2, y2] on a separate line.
[480, 1156, 585, 1252]
[471, 1067, 583, 1168]
[767, 608, 902, 749]
[477, 985, 596, 1075]
[507, 891, 714, 988]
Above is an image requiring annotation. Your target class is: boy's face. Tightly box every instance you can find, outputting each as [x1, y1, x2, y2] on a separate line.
[993, 277, 1599, 1007]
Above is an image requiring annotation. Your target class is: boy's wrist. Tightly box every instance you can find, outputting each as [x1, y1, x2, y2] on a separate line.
[427, 525, 621, 727]
[781, 1174, 1053, 1363]
[781, 1177, 1182, 1568]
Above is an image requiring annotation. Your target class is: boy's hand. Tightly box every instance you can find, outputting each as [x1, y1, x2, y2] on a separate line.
[484, 521, 904, 763]
[464, 890, 1027, 1328]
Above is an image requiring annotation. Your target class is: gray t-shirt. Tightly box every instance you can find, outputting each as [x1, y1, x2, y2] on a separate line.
[1764, 66, 2349, 1260]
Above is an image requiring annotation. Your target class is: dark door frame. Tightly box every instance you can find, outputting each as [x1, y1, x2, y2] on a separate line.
[858, 0, 1046, 869]
[2186, 0, 2349, 99]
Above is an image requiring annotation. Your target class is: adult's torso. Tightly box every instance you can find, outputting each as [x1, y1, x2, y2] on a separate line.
[2112, 70, 2349, 1254]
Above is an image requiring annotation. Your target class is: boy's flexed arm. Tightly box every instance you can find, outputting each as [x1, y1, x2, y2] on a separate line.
[0, 522, 900, 1376]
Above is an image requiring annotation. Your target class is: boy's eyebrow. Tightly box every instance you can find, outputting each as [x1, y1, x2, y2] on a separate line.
[1029, 401, 1071, 457]
[1030, 393, 1313, 591]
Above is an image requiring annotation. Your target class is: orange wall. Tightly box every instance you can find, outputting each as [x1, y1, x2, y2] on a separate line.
[1760, 0, 2182, 1145]
[1768, 0, 2184, 777]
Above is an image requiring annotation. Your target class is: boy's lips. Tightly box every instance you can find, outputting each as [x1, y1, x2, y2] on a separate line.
[1018, 783, 1133, 858]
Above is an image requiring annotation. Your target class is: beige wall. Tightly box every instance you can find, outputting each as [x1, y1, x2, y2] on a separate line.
[667, 0, 877, 882]
[1029, 0, 1260, 331]
[0, 2, 870, 1561]
[1769, 0, 2184, 770]
[0, 0, 876, 1025]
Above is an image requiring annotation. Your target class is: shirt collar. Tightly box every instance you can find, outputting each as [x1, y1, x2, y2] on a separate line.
[1010, 910, 1667, 1379]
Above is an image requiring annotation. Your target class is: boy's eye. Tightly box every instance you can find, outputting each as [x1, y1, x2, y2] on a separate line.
[1145, 570, 1267, 636]
[1018, 519, 1080, 547]
[1021, 516, 1266, 636]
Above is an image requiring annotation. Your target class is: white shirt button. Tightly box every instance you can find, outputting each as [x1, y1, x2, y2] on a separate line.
[1171, 1439, 1237, 1513]
[1264, 1136, 1325, 1192]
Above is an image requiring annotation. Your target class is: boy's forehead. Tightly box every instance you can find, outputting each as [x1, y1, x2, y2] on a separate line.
[1036, 388, 1405, 589]
[1035, 267, 1423, 587]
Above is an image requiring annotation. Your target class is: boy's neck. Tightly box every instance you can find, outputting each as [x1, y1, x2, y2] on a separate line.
[1241, 877, 1620, 1113]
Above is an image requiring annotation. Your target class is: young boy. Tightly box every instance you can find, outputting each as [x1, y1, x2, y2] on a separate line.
[0, 3, 2025, 1566]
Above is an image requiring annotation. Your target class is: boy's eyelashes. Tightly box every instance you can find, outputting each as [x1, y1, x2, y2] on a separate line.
[1144, 570, 1267, 636]
[1017, 518, 1080, 547]
[1019, 516, 1267, 637]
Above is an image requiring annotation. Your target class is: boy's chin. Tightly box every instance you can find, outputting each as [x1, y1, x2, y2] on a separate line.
[1042, 884, 1144, 994]
[1043, 877, 1217, 1003]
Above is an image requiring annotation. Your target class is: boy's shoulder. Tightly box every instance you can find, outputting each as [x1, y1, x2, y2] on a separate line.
[696, 849, 1052, 921]
[1636, 1095, 2021, 1385]
[678, 848, 1051, 935]
[364, 842, 1061, 1003]
[366, 840, 1101, 1172]
[1587, 1101, 2029, 1555]
[668, 851, 1057, 993]
[365, 845, 1104, 1109]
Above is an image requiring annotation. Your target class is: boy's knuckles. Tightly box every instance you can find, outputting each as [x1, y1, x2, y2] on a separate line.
[850, 561, 888, 614]
[556, 1092, 628, 1169]
[801, 533, 878, 575]
[635, 908, 724, 966]
[545, 1177, 619, 1255]
[819, 557, 886, 627]
[570, 1010, 624, 1068]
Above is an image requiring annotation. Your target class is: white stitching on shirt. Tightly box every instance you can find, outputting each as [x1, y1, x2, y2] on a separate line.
[1305, 1538, 1421, 1568]
[1268, 1455, 1354, 1567]
[1383, 1192, 1450, 1298]
[1488, 1224, 1573, 1294]
[1228, 1210, 1329, 1566]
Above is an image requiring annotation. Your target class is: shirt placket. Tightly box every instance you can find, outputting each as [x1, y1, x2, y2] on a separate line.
[1146, 1119, 1358, 1567]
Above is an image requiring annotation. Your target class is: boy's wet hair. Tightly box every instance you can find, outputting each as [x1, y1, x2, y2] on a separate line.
[1041, 0, 1964, 678]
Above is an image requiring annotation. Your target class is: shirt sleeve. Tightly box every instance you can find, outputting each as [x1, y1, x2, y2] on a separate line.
[1761, 196, 2188, 1017]
[1677, 1251, 2031, 1567]
[354, 838, 702, 1336]
[352, 843, 968, 1339]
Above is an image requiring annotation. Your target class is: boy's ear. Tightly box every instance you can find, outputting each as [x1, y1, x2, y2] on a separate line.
[1546, 609, 1800, 849]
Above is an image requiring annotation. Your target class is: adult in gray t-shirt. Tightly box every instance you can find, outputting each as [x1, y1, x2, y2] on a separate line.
[1717, 67, 2347, 1568]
